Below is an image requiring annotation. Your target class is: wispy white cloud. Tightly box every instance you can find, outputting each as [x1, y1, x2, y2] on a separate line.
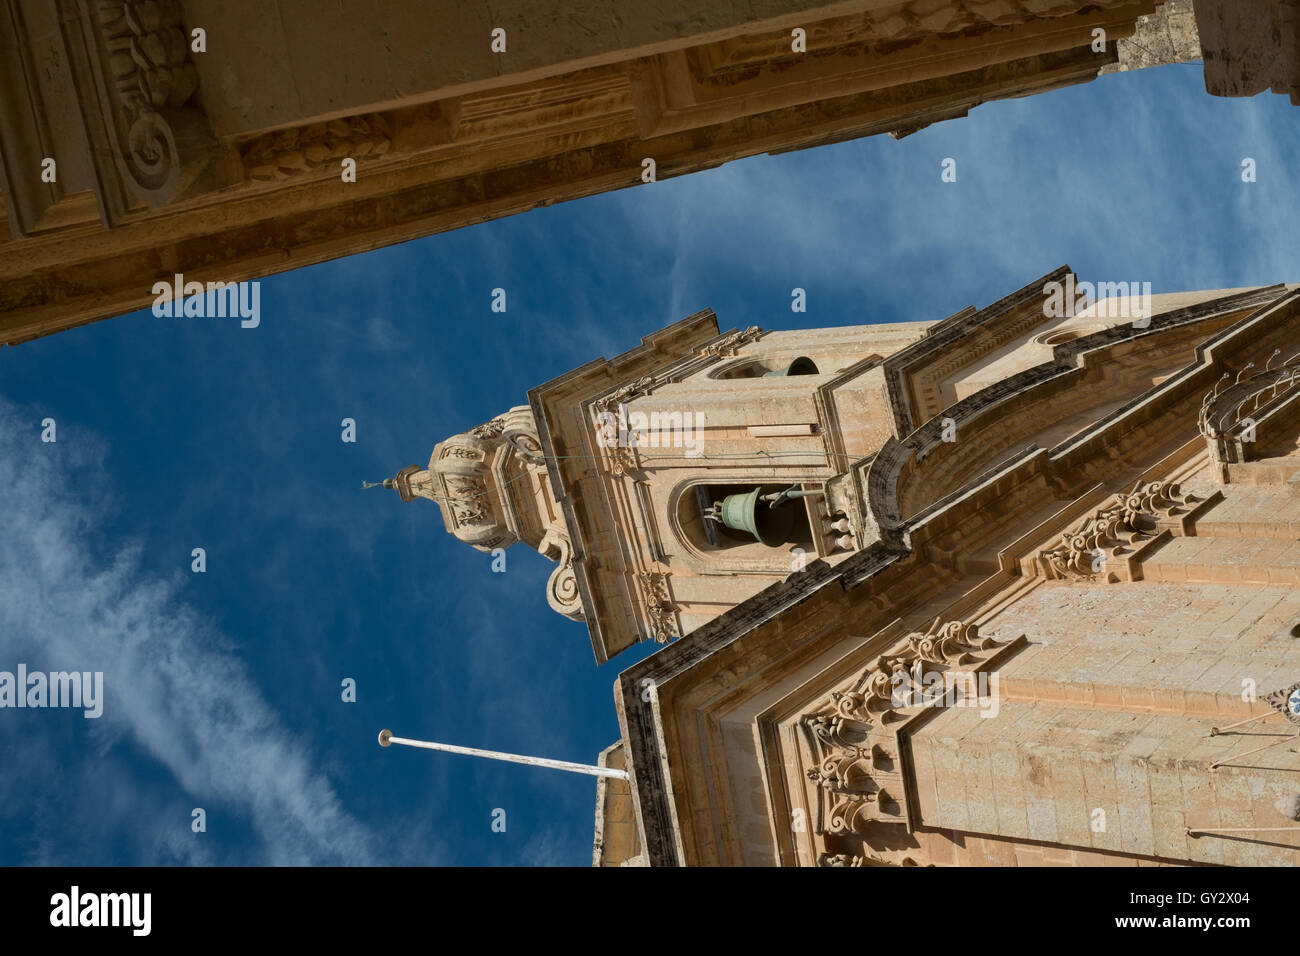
[0, 398, 379, 865]
[598, 65, 1299, 318]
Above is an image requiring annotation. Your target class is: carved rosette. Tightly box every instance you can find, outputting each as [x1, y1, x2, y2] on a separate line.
[92, 0, 200, 201]
[1040, 480, 1200, 580]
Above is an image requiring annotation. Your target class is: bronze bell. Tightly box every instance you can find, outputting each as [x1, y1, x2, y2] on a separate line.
[715, 487, 798, 547]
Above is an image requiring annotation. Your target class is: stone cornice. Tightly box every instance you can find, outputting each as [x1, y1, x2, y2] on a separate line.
[6, 28, 1140, 344]
[881, 265, 1070, 438]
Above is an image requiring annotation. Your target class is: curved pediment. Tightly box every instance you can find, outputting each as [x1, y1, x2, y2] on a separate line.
[866, 285, 1294, 543]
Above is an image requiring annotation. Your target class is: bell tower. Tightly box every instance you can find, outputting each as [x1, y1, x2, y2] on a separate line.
[388, 307, 935, 662]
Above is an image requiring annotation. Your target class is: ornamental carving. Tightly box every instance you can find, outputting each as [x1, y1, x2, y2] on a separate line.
[906, 618, 993, 666]
[636, 571, 679, 644]
[1039, 480, 1201, 580]
[92, 0, 201, 200]
[470, 417, 507, 439]
[605, 444, 639, 478]
[443, 475, 489, 526]
[242, 114, 393, 182]
[800, 619, 1006, 837]
[593, 376, 659, 415]
[539, 528, 585, 622]
[1198, 350, 1300, 440]
[699, 326, 763, 358]
[441, 447, 481, 461]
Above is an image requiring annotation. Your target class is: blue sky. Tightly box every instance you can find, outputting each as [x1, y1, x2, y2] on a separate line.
[1, 62, 1297, 866]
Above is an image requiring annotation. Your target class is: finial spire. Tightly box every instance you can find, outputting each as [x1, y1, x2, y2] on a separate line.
[361, 478, 397, 490]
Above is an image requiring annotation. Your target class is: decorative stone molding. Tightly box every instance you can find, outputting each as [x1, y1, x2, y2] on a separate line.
[803, 737, 900, 836]
[698, 325, 762, 358]
[1198, 352, 1300, 466]
[817, 851, 920, 867]
[801, 618, 1007, 837]
[1039, 480, 1202, 580]
[539, 527, 584, 621]
[799, 618, 1013, 839]
[593, 376, 659, 415]
[242, 114, 393, 182]
[90, 0, 202, 203]
[636, 571, 679, 644]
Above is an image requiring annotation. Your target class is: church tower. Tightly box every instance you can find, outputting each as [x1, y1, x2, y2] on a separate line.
[387, 306, 945, 662]
[386, 271, 1300, 868]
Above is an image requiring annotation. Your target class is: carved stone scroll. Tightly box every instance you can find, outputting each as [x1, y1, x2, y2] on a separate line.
[539, 528, 584, 621]
[800, 619, 1008, 840]
[1039, 480, 1201, 580]
[636, 571, 679, 644]
[91, 0, 202, 203]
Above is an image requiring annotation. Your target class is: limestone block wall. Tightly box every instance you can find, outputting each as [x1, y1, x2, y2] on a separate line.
[899, 456, 1300, 866]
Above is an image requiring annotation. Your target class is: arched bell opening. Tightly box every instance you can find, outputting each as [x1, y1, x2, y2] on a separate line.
[763, 356, 819, 377]
[713, 356, 820, 379]
[689, 483, 816, 550]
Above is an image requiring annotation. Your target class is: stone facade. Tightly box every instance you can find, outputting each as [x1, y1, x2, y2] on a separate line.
[405, 268, 1300, 865]
[1, 0, 1292, 346]
[604, 274, 1300, 866]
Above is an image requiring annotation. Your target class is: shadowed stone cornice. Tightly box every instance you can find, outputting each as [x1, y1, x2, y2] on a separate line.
[4, 23, 1134, 344]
